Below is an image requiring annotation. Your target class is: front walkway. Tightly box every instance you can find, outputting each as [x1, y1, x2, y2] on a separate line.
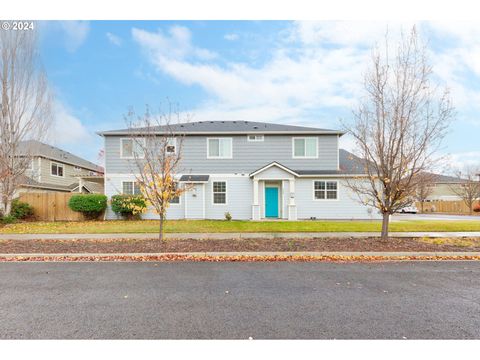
[1, 231, 480, 240]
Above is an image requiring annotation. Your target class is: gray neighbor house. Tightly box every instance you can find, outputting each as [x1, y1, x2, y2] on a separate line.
[99, 121, 381, 221]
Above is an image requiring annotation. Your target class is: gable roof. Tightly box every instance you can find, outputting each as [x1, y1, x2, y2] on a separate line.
[98, 121, 344, 136]
[17, 140, 103, 173]
[419, 171, 468, 184]
[249, 150, 369, 177]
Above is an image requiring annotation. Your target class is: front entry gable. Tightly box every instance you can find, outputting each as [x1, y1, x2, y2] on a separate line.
[249, 162, 298, 180]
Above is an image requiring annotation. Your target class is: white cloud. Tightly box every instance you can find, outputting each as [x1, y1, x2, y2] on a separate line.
[51, 102, 93, 146]
[224, 33, 239, 41]
[132, 21, 480, 134]
[59, 21, 90, 52]
[106, 32, 122, 46]
[132, 25, 217, 61]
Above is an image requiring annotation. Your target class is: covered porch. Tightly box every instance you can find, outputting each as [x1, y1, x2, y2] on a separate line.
[250, 162, 297, 221]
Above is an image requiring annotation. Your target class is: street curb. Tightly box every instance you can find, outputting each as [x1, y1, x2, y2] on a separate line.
[1, 251, 480, 262]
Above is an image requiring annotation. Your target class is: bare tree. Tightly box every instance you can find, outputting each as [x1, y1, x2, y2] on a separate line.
[344, 27, 453, 240]
[125, 105, 191, 243]
[449, 167, 480, 215]
[0, 27, 52, 215]
[415, 172, 438, 212]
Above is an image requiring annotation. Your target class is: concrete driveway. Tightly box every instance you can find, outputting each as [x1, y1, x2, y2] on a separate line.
[0, 261, 479, 339]
[393, 213, 480, 221]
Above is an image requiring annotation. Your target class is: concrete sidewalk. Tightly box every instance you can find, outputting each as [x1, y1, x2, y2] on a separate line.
[0, 231, 480, 240]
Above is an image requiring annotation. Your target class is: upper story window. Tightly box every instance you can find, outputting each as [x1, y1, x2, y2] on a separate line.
[314, 181, 338, 200]
[247, 135, 264, 142]
[207, 138, 232, 159]
[122, 181, 142, 195]
[166, 138, 176, 154]
[293, 137, 318, 158]
[51, 162, 64, 177]
[120, 138, 145, 159]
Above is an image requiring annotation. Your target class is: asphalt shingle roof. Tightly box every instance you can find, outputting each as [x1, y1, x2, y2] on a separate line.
[17, 140, 103, 173]
[98, 121, 344, 136]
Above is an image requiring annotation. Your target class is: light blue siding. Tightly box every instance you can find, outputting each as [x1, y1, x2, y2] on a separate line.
[295, 179, 381, 220]
[104, 134, 338, 174]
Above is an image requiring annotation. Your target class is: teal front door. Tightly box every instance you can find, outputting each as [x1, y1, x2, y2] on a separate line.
[265, 187, 279, 218]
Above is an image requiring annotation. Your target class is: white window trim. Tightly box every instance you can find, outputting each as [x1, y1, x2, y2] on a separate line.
[211, 180, 228, 205]
[292, 137, 318, 159]
[247, 135, 264, 142]
[207, 138, 233, 159]
[166, 137, 177, 154]
[312, 180, 339, 201]
[50, 161, 65, 178]
[169, 181, 182, 206]
[120, 138, 146, 159]
[121, 180, 142, 196]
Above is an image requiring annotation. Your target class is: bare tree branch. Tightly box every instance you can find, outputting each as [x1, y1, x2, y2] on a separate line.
[342, 26, 454, 240]
[0, 28, 53, 215]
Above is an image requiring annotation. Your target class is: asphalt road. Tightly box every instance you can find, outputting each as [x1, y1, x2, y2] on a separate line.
[1, 261, 480, 339]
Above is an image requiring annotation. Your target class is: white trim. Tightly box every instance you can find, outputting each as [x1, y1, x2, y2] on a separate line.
[202, 183, 206, 219]
[166, 137, 177, 154]
[292, 137, 318, 159]
[169, 181, 181, 206]
[120, 137, 145, 159]
[249, 162, 298, 177]
[50, 161, 65, 178]
[247, 134, 264, 142]
[206, 137, 233, 159]
[211, 180, 228, 205]
[312, 180, 339, 201]
[106, 172, 367, 179]
[121, 180, 141, 195]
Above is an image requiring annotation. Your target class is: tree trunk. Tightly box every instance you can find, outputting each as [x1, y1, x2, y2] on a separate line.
[159, 215, 165, 245]
[421, 201, 425, 213]
[381, 213, 390, 241]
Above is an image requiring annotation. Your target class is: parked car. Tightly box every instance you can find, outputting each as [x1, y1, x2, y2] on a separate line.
[398, 204, 418, 214]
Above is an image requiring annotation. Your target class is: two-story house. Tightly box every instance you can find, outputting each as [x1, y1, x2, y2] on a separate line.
[16, 140, 104, 195]
[100, 121, 380, 220]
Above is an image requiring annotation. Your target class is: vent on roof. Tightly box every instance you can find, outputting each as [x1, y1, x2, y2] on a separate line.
[180, 124, 184, 127]
[253, 126, 258, 129]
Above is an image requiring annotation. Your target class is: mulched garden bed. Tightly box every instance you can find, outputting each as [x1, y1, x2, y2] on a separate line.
[1, 236, 480, 253]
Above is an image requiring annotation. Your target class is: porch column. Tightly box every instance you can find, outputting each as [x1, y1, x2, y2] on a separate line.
[288, 179, 297, 220]
[252, 179, 260, 220]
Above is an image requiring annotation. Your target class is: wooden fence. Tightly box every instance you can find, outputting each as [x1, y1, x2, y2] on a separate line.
[416, 200, 480, 214]
[18, 192, 84, 221]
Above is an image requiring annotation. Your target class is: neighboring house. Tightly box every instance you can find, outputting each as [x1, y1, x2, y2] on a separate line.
[419, 172, 469, 201]
[99, 121, 381, 220]
[15, 140, 104, 196]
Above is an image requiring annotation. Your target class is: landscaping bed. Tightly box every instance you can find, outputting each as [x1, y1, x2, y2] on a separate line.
[1, 236, 480, 253]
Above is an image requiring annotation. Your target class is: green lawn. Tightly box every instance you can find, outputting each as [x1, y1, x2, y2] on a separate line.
[0, 219, 479, 234]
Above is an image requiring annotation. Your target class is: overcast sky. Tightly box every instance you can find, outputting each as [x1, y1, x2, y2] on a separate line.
[39, 21, 480, 172]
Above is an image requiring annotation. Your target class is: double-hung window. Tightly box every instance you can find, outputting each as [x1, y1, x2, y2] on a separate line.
[247, 135, 264, 142]
[314, 181, 338, 200]
[212, 181, 227, 204]
[51, 162, 64, 177]
[121, 138, 145, 159]
[207, 138, 232, 159]
[122, 181, 142, 195]
[170, 182, 180, 204]
[293, 137, 318, 158]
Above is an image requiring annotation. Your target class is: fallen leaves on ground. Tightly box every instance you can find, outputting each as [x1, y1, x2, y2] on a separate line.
[1, 254, 480, 262]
